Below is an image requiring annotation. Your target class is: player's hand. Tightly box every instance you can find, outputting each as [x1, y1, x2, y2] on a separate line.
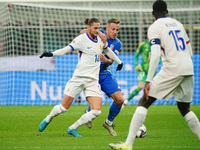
[39, 52, 53, 58]
[135, 65, 143, 72]
[116, 62, 123, 71]
[144, 81, 150, 100]
[99, 32, 107, 43]
[100, 54, 106, 62]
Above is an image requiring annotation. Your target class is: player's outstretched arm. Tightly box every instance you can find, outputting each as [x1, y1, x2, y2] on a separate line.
[39, 46, 72, 58]
[103, 46, 123, 71]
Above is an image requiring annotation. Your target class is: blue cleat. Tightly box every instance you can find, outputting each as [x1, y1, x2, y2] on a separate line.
[38, 119, 49, 132]
[67, 127, 82, 137]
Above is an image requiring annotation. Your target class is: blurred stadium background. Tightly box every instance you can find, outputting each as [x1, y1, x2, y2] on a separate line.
[0, 0, 200, 105]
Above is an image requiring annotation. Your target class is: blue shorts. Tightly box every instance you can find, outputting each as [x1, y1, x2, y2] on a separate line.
[99, 73, 121, 97]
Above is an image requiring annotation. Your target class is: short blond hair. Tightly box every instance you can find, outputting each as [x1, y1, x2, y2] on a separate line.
[108, 18, 120, 24]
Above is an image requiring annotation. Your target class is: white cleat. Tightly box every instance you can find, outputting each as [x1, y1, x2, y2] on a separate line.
[85, 121, 92, 128]
[103, 121, 117, 136]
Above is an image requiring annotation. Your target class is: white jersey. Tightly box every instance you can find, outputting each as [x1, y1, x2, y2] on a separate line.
[148, 16, 194, 76]
[68, 33, 105, 80]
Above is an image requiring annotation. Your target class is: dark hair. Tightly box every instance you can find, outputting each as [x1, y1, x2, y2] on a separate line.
[108, 18, 120, 24]
[84, 18, 100, 26]
[153, 0, 167, 13]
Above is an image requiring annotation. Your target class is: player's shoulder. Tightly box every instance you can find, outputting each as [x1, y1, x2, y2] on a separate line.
[114, 38, 122, 51]
[150, 17, 168, 26]
[148, 19, 163, 36]
[76, 33, 86, 40]
[138, 41, 145, 49]
[114, 38, 122, 46]
[100, 29, 106, 34]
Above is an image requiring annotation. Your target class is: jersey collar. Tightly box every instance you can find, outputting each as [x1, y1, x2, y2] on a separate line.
[158, 16, 167, 19]
[86, 32, 98, 43]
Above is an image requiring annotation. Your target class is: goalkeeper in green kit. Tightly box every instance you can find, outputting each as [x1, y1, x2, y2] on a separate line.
[122, 40, 151, 108]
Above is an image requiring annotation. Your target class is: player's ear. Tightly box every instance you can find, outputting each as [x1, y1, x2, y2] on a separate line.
[165, 10, 168, 15]
[87, 25, 90, 30]
[152, 11, 155, 16]
[106, 25, 109, 31]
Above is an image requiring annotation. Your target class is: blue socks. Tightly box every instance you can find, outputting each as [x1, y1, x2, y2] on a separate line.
[107, 102, 121, 122]
[87, 102, 121, 122]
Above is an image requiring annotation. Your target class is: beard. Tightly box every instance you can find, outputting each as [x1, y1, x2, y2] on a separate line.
[90, 33, 97, 39]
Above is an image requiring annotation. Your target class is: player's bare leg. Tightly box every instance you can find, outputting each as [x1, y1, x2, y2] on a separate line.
[178, 102, 200, 140]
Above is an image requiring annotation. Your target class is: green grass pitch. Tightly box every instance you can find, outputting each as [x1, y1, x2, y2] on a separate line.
[0, 105, 200, 150]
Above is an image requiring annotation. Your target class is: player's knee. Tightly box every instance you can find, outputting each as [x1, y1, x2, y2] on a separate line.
[138, 95, 155, 109]
[90, 110, 101, 118]
[138, 85, 144, 89]
[112, 95, 124, 106]
[177, 102, 190, 116]
[138, 82, 145, 89]
[114, 98, 124, 106]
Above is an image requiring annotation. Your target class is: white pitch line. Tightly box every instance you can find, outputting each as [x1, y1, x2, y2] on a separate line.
[6, 145, 200, 149]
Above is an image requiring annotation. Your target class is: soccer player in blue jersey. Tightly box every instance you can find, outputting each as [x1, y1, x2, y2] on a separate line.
[81, 18, 124, 136]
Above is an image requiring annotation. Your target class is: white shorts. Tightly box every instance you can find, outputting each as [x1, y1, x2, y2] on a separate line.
[149, 74, 194, 102]
[64, 77, 102, 98]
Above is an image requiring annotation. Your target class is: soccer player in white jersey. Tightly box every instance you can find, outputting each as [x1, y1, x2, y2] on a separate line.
[109, 0, 200, 149]
[38, 18, 123, 137]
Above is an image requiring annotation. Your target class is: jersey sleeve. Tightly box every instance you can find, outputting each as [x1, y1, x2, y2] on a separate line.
[146, 23, 161, 82]
[68, 35, 82, 51]
[112, 40, 122, 56]
[148, 24, 160, 42]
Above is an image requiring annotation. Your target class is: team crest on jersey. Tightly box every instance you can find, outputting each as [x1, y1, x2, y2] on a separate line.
[115, 50, 119, 54]
[100, 45, 103, 50]
[110, 44, 114, 50]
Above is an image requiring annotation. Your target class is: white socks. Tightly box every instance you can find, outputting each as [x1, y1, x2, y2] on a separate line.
[123, 107, 200, 147]
[125, 106, 147, 146]
[106, 119, 113, 126]
[184, 111, 200, 140]
[46, 104, 67, 122]
[70, 110, 101, 129]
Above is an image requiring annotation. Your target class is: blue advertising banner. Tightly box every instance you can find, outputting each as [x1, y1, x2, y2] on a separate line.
[0, 54, 199, 105]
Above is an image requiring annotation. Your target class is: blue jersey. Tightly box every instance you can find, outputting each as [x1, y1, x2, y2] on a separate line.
[99, 29, 122, 96]
[100, 29, 122, 74]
